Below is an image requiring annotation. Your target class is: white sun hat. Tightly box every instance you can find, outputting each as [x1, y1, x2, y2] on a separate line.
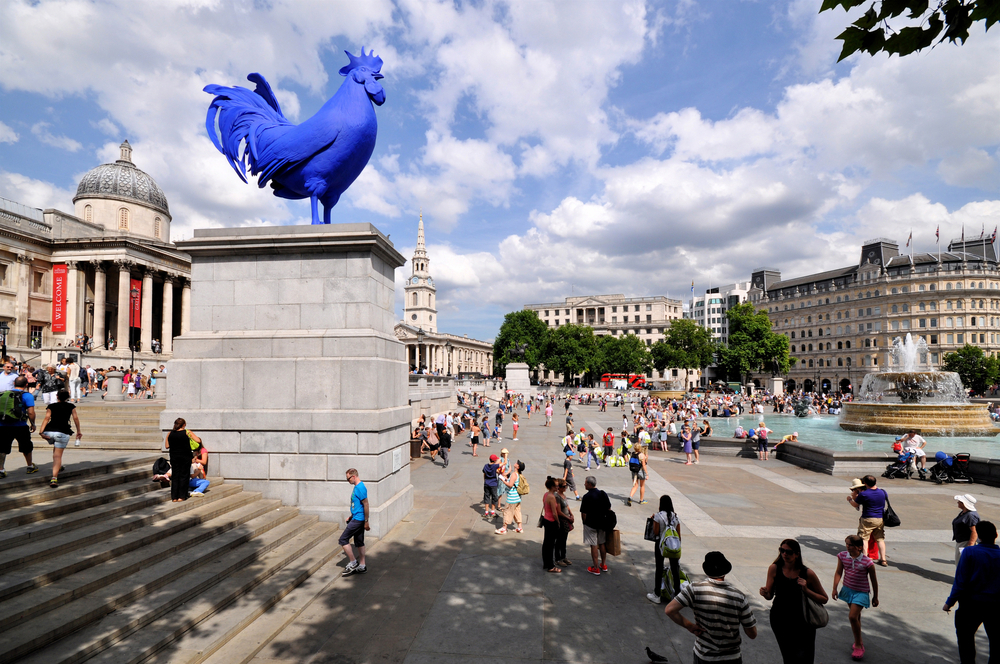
[954, 494, 977, 512]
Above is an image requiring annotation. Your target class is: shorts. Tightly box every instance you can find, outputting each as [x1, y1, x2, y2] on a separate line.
[757, 440, 768, 452]
[858, 517, 885, 543]
[338, 517, 366, 548]
[0, 426, 32, 455]
[472, 436, 480, 445]
[838, 585, 871, 608]
[632, 469, 646, 482]
[583, 524, 607, 546]
[565, 475, 577, 492]
[905, 447, 926, 458]
[484, 485, 498, 503]
[42, 431, 71, 449]
[692, 440, 700, 450]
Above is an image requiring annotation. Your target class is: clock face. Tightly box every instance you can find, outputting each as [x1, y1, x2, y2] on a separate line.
[411, 314, 417, 320]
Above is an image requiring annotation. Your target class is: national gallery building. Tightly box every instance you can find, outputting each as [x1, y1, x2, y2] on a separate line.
[0, 141, 191, 365]
[749, 236, 1000, 394]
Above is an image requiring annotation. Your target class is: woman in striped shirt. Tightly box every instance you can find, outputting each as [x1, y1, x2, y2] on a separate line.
[832, 534, 880, 661]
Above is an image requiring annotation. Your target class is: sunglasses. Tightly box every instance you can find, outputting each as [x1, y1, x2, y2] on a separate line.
[778, 548, 795, 555]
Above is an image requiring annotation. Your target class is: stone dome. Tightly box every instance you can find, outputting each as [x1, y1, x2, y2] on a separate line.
[73, 141, 169, 215]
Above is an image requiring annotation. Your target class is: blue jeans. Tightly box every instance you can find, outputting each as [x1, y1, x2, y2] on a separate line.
[189, 478, 210, 493]
[587, 450, 600, 468]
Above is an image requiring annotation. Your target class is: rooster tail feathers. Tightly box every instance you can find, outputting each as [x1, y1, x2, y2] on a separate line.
[203, 73, 292, 184]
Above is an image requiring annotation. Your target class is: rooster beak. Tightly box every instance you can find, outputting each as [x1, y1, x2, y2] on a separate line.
[372, 72, 384, 80]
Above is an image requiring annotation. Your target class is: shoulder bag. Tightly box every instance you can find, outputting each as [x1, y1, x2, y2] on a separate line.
[883, 496, 901, 528]
[800, 571, 830, 628]
[644, 517, 658, 542]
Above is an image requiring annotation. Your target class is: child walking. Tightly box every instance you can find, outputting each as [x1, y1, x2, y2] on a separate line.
[832, 534, 880, 661]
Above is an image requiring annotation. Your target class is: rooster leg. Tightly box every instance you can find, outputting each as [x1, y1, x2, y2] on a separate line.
[310, 195, 321, 225]
[323, 204, 332, 225]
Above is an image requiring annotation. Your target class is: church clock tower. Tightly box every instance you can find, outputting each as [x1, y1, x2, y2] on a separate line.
[403, 213, 437, 333]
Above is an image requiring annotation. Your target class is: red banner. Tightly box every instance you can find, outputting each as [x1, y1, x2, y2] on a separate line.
[130, 278, 142, 328]
[51, 264, 68, 333]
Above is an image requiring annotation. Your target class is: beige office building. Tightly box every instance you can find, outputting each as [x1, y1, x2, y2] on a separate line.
[749, 237, 1000, 394]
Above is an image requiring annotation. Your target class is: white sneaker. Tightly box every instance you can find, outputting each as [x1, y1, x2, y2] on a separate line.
[190, 491, 204, 496]
[646, 592, 662, 604]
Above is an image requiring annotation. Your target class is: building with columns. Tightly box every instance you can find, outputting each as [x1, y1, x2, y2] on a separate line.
[394, 216, 493, 375]
[0, 141, 191, 364]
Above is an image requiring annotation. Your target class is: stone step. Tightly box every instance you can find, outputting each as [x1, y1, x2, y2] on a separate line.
[77, 424, 162, 433]
[0, 497, 290, 630]
[85, 522, 339, 664]
[0, 465, 153, 513]
[0, 484, 251, 585]
[0, 476, 162, 536]
[0, 455, 158, 493]
[198, 546, 346, 664]
[7, 515, 326, 664]
[74, 442, 165, 452]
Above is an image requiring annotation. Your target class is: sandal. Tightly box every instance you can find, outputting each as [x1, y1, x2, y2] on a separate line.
[547, 567, 562, 573]
[877, 560, 888, 567]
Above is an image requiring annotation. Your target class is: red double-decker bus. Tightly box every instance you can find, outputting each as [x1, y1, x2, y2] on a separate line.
[600, 373, 647, 389]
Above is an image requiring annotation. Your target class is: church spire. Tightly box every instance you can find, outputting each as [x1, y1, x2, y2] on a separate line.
[412, 210, 429, 276]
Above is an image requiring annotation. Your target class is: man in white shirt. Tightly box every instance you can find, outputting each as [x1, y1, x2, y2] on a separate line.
[900, 430, 928, 473]
[0, 362, 17, 392]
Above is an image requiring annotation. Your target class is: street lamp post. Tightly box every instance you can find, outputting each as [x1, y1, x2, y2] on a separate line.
[445, 339, 452, 376]
[416, 328, 425, 373]
[129, 286, 140, 370]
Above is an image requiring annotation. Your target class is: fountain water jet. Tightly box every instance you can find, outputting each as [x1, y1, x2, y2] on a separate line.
[839, 333, 996, 436]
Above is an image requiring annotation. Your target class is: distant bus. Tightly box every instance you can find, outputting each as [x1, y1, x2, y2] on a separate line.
[600, 373, 647, 389]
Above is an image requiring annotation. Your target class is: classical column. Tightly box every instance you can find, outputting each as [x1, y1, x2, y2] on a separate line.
[140, 268, 154, 352]
[63, 261, 80, 344]
[92, 263, 106, 349]
[180, 279, 191, 335]
[161, 275, 174, 354]
[115, 260, 132, 350]
[14, 254, 31, 348]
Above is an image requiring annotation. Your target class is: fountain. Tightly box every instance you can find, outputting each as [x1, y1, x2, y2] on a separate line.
[839, 333, 997, 436]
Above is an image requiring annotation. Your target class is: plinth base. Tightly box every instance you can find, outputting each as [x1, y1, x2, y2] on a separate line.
[839, 402, 999, 437]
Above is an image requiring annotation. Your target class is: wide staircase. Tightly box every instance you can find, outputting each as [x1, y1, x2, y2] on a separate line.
[0, 456, 340, 663]
[75, 399, 166, 451]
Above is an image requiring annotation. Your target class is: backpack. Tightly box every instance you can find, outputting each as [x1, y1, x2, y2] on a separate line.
[152, 457, 171, 475]
[661, 565, 691, 599]
[0, 390, 25, 425]
[659, 514, 682, 559]
[628, 452, 642, 473]
[516, 474, 529, 495]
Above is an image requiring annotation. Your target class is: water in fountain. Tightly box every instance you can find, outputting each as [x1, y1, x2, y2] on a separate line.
[856, 333, 967, 404]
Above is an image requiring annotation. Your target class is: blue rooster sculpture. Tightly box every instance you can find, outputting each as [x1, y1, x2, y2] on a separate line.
[204, 48, 385, 224]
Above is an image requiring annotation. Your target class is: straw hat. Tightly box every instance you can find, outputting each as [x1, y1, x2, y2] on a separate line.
[955, 494, 977, 512]
[849, 478, 865, 491]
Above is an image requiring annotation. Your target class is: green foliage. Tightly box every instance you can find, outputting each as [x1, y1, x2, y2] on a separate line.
[715, 303, 792, 382]
[594, 333, 652, 376]
[493, 310, 549, 371]
[651, 319, 716, 385]
[942, 344, 1000, 393]
[543, 324, 598, 380]
[821, 0, 998, 60]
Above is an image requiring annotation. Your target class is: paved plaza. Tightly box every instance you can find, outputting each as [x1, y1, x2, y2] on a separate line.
[4, 402, 996, 663]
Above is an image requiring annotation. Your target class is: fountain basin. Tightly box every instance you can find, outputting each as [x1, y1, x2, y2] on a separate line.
[839, 402, 997, 437]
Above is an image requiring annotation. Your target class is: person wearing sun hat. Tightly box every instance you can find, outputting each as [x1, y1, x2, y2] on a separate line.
[482, 454, 500, 520]
[953, 494, 981, 565]
[665, 551, 758, 663]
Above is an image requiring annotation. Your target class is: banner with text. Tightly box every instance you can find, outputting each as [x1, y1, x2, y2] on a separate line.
[51, 264, 68, 333]
[130, 278, 142, 328]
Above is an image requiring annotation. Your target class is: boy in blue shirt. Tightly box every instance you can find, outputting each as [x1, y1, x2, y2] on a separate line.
[340, 468, 369, 577]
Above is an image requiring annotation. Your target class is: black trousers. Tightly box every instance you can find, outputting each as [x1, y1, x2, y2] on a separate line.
[555, 526, 568, 562]
[655, 547, 681, 597]
[957, 600, 999, 663]
[169, 451, 191, 500]
[542, 519, 559, 569]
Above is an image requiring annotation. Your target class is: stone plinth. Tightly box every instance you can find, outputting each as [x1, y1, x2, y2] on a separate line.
[162, 224, 411, 536]
[770, 378, 784, 396]
[104, 371, 125, 401]
[504, 362, 534, 396]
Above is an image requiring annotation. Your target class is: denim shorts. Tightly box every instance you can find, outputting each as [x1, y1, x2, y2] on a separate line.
[839, 585, 871, 608]
[43, 431, 71, 449]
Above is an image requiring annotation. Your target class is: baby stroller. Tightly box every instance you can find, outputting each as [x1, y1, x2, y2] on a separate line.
[883, 449, 916, 480]
[928, 451, 975, 484]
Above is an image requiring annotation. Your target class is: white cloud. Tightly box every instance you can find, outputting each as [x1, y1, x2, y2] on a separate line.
[31, 121, 82, 152]
[0, 121, 18, 143]
[91, 118, 119, 137]
[0, 170, 74, 210]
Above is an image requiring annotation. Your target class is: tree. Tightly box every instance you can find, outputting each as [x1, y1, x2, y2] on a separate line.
[651, 319, 716, 386]
[715, 303, 792, 383]
[942, 344, 1000, 394]
[493, 310, 548, 372]
[594, 333, 652, 376]
[821, 0, 999, 61]
[543, 324, 597, 384]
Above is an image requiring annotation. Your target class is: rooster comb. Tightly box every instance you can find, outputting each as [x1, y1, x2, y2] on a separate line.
[339, 47, 383, 76]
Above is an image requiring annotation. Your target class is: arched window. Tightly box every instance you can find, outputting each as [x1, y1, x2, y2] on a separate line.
[84, 205, 93, 223]
[838, 358, 844, 366]
[154, 217, 161, 238]
[808, 344, 813, 351]
[808, 359, 814, 367]
[947, 283, 953, 290]
[891, 288, 898, 294]
[429, 294, 434, 308]
[118, 207, 130, 231]
[412, 292, 418, 306]
[891, 304, 898, 313]
[902, 304, 909, 312]
[875, 290, 880, 296]
[846, 341, 852, 349]
[838, 341, 843, 349]
[790, 345, 796, 352]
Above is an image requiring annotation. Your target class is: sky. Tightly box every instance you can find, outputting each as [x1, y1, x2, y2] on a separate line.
[1, 0, 999, 342]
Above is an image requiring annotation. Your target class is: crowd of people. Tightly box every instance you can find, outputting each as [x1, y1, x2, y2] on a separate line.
[0, 357, 164, 402]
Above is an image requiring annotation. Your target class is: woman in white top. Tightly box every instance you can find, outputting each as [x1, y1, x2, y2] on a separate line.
[647, 494, 681, 604]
